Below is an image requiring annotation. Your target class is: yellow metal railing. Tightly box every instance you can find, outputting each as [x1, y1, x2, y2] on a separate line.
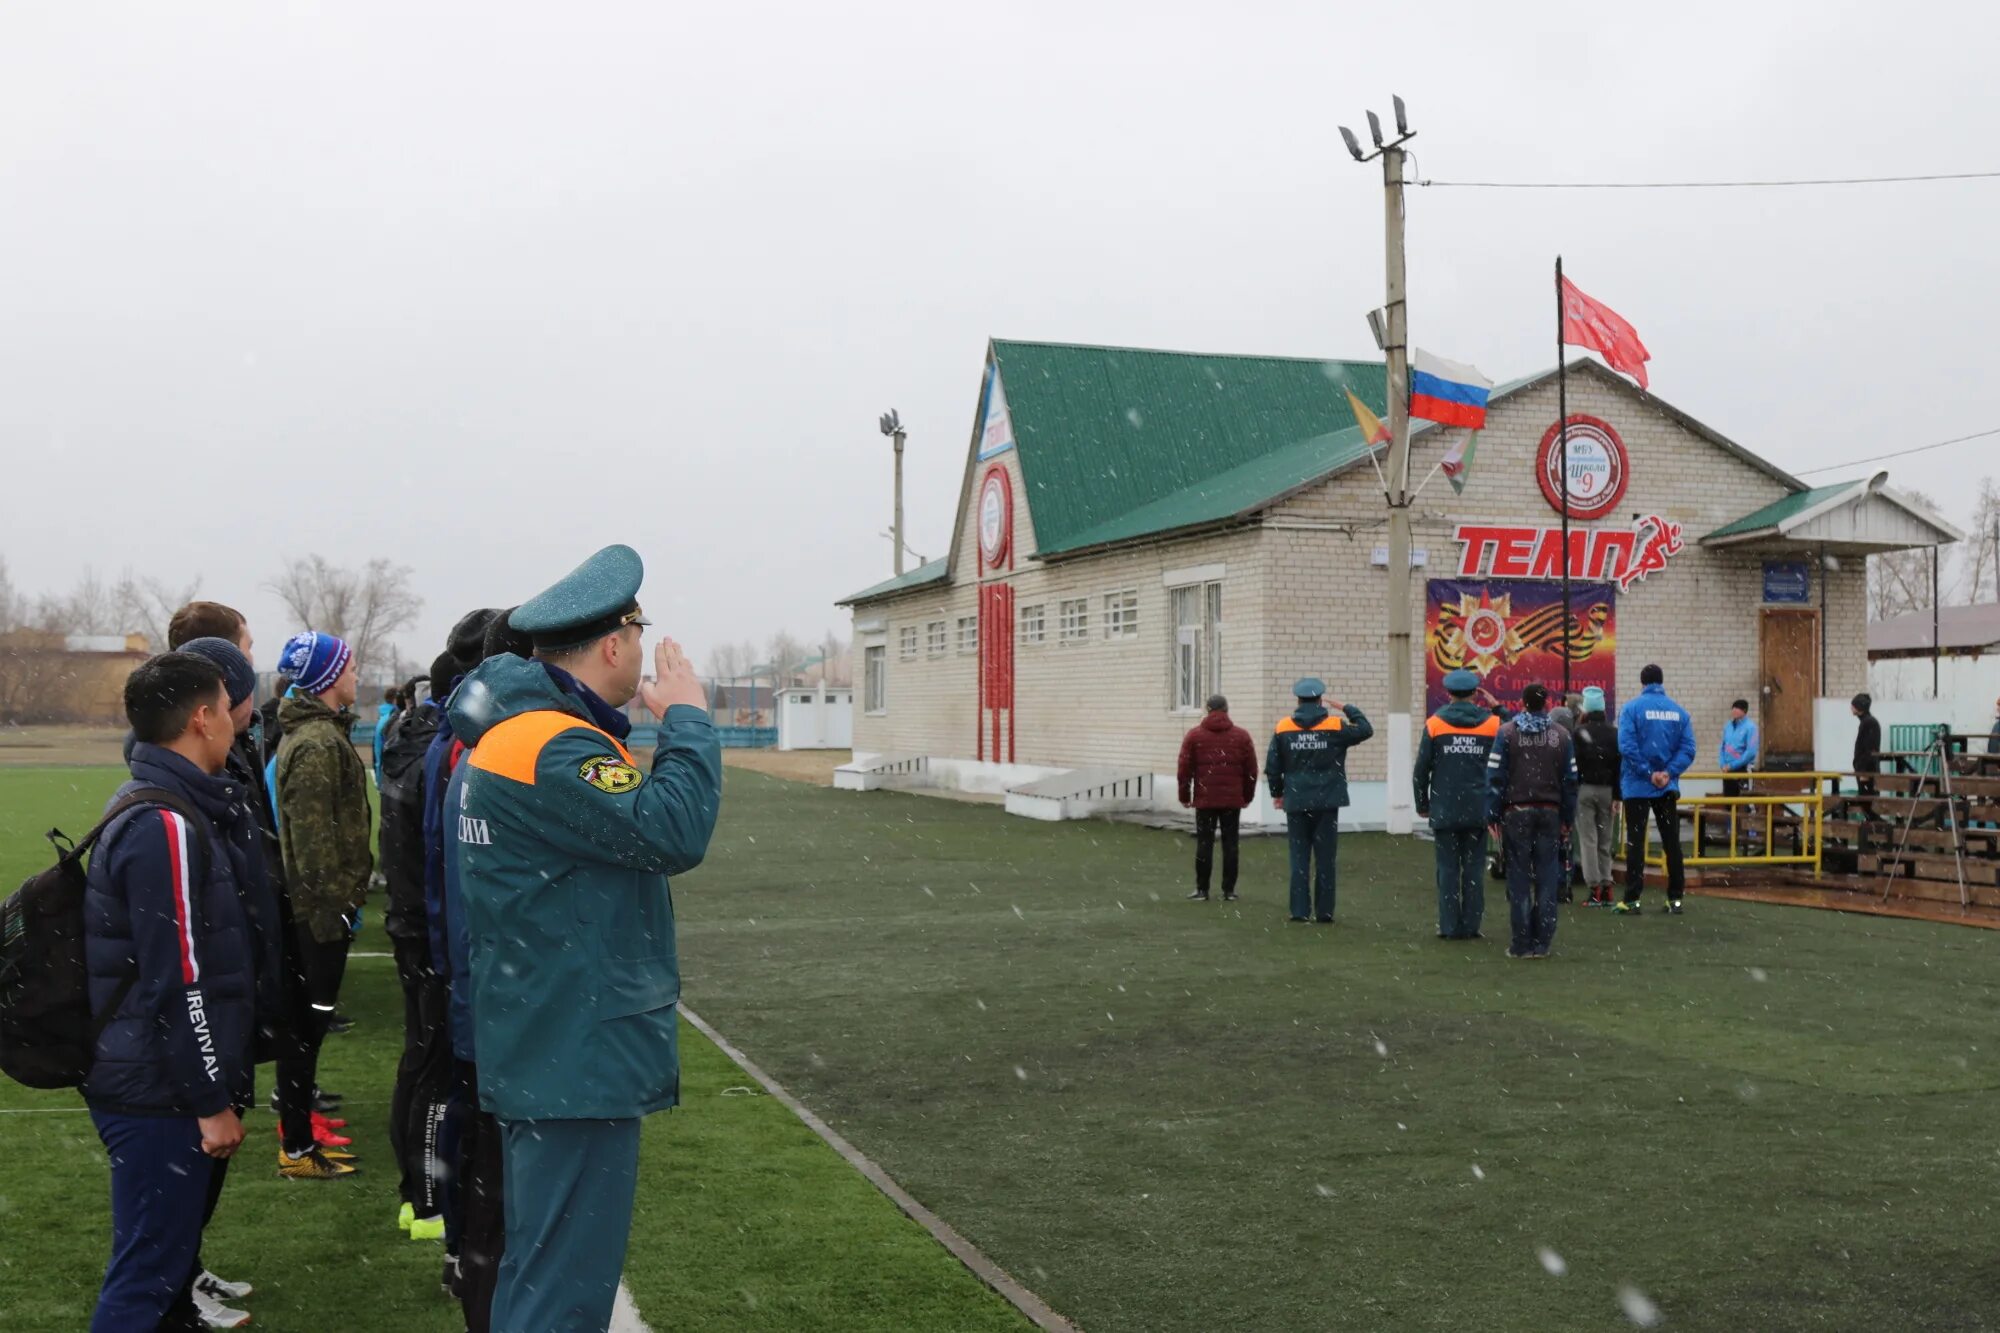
[1636, 771, 1841, 878]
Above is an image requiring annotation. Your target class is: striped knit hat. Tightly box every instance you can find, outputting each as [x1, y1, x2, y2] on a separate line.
[279, 631, 354, 696]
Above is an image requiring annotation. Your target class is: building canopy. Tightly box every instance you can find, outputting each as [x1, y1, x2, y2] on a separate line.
[1700, 471, 1961, 557]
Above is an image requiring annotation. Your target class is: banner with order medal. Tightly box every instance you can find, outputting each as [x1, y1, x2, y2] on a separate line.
[1424, 578, 1617, 713]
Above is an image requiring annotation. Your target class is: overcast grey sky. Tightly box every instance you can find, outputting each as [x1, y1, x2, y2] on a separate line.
[4, 1, 1996, 670]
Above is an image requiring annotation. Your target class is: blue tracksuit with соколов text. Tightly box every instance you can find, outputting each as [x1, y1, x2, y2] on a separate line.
[1265, 703, 1372, 920]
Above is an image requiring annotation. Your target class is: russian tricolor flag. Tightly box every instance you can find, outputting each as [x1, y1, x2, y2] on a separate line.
[1410, 350, 1492, 430]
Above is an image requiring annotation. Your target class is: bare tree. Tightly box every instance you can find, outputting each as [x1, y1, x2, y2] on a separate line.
[705, 641, 750, 680]
[268, 555, 422, 681]
[765, 630, 809, 685]
[113, 571, 202, 651]
[1954, 477, 2000, 605]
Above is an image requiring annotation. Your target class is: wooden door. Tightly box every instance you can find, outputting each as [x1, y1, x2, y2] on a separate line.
[1760, 609, 1818, 759]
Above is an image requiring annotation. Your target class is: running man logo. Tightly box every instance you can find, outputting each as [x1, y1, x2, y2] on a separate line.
[578, 755, 643, 794]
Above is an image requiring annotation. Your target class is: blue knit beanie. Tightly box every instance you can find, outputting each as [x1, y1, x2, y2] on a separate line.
[1581, 686, 1606, 715]
[279, 631, 354, 696]
[179, 637, 258, 708]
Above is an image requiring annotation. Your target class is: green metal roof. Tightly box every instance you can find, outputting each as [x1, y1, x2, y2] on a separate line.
[990, 340, 1386, 556]
[837, 558, 948, 606]
[1702, 483, 1855, 541]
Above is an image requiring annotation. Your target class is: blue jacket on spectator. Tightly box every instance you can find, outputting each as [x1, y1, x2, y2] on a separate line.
[1718, 715, 1759, 773]
[419, 707, 478, 1062]
[1618, 683, 1697, 799]
[82, 745, 260, 1117]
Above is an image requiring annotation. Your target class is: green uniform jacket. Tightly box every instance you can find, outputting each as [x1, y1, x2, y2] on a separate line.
[1413, 700, 1501, 832]
[275, 690, 375, 943]
[1264, 703, 1373, 812]
[447, 655, 722, 1121]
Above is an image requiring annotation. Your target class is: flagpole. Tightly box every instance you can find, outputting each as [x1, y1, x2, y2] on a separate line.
[1556, 255, 1571, 698]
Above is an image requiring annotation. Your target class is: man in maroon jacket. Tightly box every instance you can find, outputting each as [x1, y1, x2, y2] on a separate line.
[1178, 694, 1260, 902]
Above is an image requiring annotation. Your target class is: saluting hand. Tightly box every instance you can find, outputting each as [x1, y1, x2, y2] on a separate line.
[638, 636, 709, 719]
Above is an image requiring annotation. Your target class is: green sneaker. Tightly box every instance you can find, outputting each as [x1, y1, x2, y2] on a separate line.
[1667, 900, 1685, 915]
[409, 1214, 445, 1242]
[1612, 900, 1642, 915]
[399, 1201, 414, 1233]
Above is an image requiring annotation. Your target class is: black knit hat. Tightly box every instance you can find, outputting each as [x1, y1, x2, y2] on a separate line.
[428, 651, 464, 697]
[481, 607, 536, 662]
[448, 608, 501, 664]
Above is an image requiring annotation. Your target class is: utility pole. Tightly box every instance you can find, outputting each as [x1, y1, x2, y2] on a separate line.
[880, 411, 907, 576]
[1341, 97, 1418, 835]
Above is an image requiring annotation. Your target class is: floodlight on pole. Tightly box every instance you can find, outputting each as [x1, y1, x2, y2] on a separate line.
[880, 409, 908, 576]
[1337, 94, 1418, 835]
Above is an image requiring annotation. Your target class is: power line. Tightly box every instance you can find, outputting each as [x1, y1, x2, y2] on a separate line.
[1416, 169, 2000, 190]
[1792, 426, 2000, 476]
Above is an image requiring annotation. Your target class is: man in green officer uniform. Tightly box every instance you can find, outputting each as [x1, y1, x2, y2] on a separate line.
[447, 544, 721, 1333]
[1265, 678, 1373, 922]
[1414, 668, 1500, 940]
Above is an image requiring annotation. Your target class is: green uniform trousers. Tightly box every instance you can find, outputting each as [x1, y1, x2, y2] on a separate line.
[494, 1116, 643, 1333]
[1433, 827, 1488, 939]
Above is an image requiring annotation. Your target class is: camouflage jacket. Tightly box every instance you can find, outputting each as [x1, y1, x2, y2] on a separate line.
[276, 690, 375, 943]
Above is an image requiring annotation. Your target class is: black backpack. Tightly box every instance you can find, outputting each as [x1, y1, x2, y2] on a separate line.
[0, 787, 207, 1090]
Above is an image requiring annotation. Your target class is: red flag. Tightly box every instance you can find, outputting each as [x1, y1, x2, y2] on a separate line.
[1559, 275, 1651, 389]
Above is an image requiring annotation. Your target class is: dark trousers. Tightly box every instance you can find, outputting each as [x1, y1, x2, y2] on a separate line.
[1193, 808, 1241, 896]
[1285, 809, 1339, 921]
[447, 1061, 506, 1333]
[278, 926, 352, 1152]
[495, 1117, 642, 1333]
[389, 934, 455, 1217]
[1433, 827, 1488, 938]
[1503, 806, 1562, 954]
[1721, 776, 1747, 797]
[90, 1109, 216, 1333]
[1623, 793, 1685, 903]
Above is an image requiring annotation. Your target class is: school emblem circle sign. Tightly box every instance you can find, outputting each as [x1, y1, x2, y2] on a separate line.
[979, 467, 1012, 566]
[1537, 415, 1629, 520]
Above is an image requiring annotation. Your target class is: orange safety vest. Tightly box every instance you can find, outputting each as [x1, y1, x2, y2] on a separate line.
[1425, 713, 1501, 740]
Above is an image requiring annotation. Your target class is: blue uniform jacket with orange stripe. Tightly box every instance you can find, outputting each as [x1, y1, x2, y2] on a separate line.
[1264, 703, 1374, 812]
[82, 744, 259, 1118]
[447, 653, 722, 1121]
[1413, 700, 1501, 831]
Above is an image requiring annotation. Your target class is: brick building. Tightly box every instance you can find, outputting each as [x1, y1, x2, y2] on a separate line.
[838, 340, 1955, 824]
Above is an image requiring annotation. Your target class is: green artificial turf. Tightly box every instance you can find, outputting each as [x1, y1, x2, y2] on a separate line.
[675, 771, 2000, 1333]
[0, 767, 1026, 1332]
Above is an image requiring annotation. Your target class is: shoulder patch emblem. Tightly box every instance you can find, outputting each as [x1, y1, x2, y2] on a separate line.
[578, 754, 643, 794]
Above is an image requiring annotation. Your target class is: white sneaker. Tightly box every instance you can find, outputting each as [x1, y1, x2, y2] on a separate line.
[193, 1287, 253, 1328]
[196, 1270, 253, 1301]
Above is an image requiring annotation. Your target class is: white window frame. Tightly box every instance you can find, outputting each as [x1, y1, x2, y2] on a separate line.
[926, 620, 947, 657]
[1058, 597, 1089, 644]
[863, 645, 887, 715]
[957, 615, 979, 656]
[1104, 589, 1140, 641]
[1018, 603, 1046, 646]
[899, 626, 918, 660]
[1168, 580, 1224, 714]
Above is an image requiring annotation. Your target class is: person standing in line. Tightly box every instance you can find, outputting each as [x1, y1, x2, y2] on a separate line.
[449, 547, 722, 1332]
[1852, 693, 1882, 794]
[1414, 668, 1499, 940]
[1573, 686, 1622, 907]
[1615, 664, 1697, 916]
[273, 631, 371, 1178]
[1265, 678, 1373, 924]
[1718, 699, 1759, 796]
[81, 653, 253, 1331]
[1549, 691, 1580, 736]
[1177, 694, 1259, 902]
[1486, 683, 1578, 959]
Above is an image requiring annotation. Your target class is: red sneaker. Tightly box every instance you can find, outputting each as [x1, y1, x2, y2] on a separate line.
[312, 1111, 348, 1131]
[314, 1125, 354, 1148]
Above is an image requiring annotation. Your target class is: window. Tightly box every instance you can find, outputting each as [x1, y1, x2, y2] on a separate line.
[927, 621, 946, 656]
[899, 626, 918, 660]
[1170, 582, 1224, 712]
[1104, 589, 1139, 640]
[1018, 603, 1046, 645]
[957, 616, 979, 655]
[1059, 598, 1088, 643]
[864, 647, 886, 714]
